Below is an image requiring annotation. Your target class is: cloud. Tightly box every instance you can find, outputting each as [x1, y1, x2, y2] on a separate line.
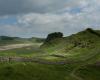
[0, 0, 71, 16]
[0, 0, 92, 16]
[0, 0, 100, 38]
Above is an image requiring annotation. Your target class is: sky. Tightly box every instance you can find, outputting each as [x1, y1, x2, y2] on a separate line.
[0, 0, 100, 38]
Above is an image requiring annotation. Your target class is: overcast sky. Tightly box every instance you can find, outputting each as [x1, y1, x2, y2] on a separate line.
[0, 0, 100, 38]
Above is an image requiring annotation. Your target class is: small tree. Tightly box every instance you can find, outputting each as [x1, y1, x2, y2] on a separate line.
[45, 32, 63, 42]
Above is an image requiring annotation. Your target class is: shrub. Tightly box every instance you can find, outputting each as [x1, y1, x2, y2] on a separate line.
[45, 32, 63, 42]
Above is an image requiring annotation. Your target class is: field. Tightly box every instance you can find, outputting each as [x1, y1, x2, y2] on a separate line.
[0, 29, 100, 80]
[0, 62, 77, 80]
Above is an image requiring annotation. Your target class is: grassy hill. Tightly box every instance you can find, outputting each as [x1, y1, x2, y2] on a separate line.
[0, 28, 100, 80]
[41, 28, 100, 61]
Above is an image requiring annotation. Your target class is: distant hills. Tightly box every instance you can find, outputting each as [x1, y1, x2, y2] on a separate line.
[0, 28, 100, 80]
[0, 36, 45, 46]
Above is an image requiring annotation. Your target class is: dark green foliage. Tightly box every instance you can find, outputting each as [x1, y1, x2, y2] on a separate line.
[86, 28, 100, 37]
[45, 32, 63, 42]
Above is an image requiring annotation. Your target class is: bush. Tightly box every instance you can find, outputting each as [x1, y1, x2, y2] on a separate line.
[45, 32, 63, 42]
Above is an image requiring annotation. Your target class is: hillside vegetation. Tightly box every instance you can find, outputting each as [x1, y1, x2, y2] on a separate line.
[41, 28, 100, 61]
[0, 28, 100, 80]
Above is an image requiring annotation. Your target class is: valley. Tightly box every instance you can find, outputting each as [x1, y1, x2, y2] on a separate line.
[0, 28, 100, 80]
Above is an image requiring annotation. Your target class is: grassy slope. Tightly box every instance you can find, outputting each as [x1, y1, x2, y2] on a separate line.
[0, 29, 100, 80]
[41, 29, 100, 61]
[38, 29, 100, 80]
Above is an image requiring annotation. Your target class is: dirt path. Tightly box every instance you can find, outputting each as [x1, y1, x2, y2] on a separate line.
[0, 43, 42, 51]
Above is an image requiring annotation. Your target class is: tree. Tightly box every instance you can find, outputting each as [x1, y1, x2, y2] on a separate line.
[45, 32, 63, 42]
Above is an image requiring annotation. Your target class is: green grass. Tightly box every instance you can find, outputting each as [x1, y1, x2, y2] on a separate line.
[0, 46, 43, 57]
[76, 65, 100, 80]
[0, 62, 75, 80]
[40, 29, 100, 60]
[0, 29, 100, 80]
